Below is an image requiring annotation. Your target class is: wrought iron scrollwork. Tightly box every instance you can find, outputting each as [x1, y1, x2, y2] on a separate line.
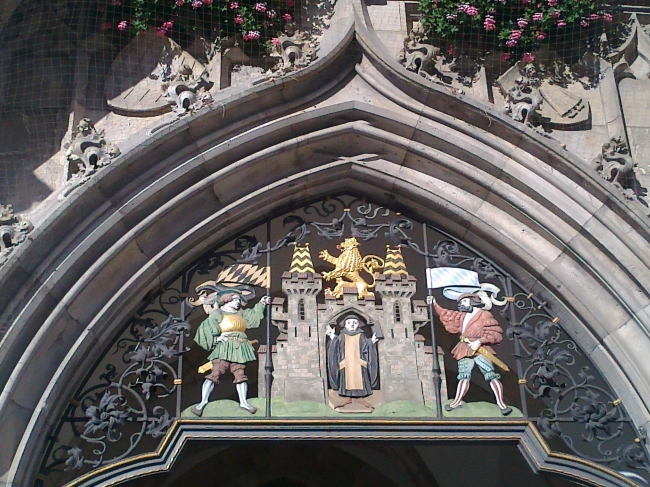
[51, 315, 190, 473]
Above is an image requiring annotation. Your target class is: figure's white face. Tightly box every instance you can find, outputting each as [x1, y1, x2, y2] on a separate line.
[458, 297, 473, 312]
[344, 318, 360, 332]
[222, 294, 242, 311]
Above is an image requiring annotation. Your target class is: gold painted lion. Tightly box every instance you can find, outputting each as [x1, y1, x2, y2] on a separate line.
[319, 237, 384, 299]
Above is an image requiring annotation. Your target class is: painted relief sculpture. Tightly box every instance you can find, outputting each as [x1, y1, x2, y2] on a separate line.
[326, 314, 379, 412]
[191, 276, 271, 416]
[426, 268, 511, 415]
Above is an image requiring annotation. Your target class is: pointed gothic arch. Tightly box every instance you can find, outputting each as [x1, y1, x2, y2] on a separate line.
[0, 0, 650, 485]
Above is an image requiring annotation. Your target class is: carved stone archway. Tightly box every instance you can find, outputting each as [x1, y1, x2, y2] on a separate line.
[1, 0, 650, 485]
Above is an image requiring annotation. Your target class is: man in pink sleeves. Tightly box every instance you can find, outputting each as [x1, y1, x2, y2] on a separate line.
[427, 293, 512, 415]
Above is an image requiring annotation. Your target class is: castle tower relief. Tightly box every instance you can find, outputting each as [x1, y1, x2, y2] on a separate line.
[262, 239, 447, 413]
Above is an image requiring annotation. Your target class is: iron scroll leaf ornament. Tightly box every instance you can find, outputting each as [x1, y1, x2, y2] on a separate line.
[387, 218, 650, 481]
[36, 197, 650, 485]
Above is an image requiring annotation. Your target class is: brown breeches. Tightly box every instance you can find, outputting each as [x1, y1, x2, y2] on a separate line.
[206, 359, 247, 384]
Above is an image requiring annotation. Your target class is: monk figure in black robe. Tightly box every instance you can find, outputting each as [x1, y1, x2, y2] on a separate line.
[326, 314, 379, 410]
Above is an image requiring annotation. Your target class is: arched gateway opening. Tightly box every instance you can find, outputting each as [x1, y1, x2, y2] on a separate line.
[33, 196, 649, 487]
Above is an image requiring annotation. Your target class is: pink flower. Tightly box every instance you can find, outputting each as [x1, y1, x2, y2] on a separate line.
[536, 31, 546, 40]
[192, 0, 202, 8]
[235, 14, 244, 24]
[243, 33, 250, 40]
[229, 1, 239, 8]
[246, 30, 260, 40]
[101, 22, 112, 30]
[550, 10, 560, 18]
[457, 3, 468, 12]
[163, 21, 174, 30]
[282, 13, 292, 21]
[176, 0, 184, 5]
[588, 13, 599, 20]
[483, 15, 496, 31]
[517, 18, 528, 28]
[255, 2, 266, 11]
[266, 9, 277, 18]
[532, 12, 543, 21]
[547, 0, 557, 5]
[203, 0, 214, 4]
[521, 0, 531, 4]
[604, 12, 613, 22]
[446, 14, 457, 21]
[510, 29, 522, 40]
[271, 37, 282, 46]
[156, 27, 166, 36]
[500, 52, 511, 61]
[466, 6, 479, 16]
[522, 52, 536, 63]
[117, 20, 128, 30]
[506, 39, 517, 47]
[581, 19, 588, 27]
[557, 20, 566, 28]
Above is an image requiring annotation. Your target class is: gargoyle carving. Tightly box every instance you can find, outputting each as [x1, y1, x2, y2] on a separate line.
[59, 119, 120, 200]
[591, 136, 639, 200]
[162, 64, 213, 113]
[0, 203, 33, 266]
[504, 75, 542, 124]
[270, 32, 317, 74]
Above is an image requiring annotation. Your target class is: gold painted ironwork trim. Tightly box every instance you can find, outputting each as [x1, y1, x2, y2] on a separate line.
[518, 379, 527, 385]
[173, 379, 182, 385]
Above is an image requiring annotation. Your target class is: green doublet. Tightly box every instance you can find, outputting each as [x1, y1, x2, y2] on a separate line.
[194, 302, 266, 363]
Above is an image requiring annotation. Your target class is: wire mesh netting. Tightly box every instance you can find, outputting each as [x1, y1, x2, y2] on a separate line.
[0, 0, 645, 217]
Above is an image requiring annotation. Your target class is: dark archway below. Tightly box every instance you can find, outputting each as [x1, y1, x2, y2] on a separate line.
[130, 441, 581, 487]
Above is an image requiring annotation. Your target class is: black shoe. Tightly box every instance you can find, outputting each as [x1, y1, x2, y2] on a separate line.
[500, 406, 513, 416]
[445, 403, 462, 412]
[191, 406, 204, 417]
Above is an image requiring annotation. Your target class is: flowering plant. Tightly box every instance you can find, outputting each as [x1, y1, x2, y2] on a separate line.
[102, 0, 296, 56]
[418, 0, 613, 60]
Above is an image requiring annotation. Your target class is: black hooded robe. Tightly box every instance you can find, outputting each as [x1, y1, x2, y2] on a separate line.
[327, 328, 379, 397]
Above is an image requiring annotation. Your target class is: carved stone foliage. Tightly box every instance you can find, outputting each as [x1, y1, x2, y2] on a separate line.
[59, 119, 121, 201]
[0, 203, 33, 267]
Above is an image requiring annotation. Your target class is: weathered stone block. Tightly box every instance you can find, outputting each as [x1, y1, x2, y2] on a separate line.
[285, 377, 325, 403]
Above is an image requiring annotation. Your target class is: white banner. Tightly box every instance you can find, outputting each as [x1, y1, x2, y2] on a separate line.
[426, 267, 479, 290]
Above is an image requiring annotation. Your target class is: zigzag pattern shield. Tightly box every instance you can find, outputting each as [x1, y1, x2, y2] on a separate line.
[216, 264, 270, 288]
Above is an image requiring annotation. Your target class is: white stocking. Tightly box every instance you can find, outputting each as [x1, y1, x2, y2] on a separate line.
[236, 381, 251, 408]
[196, 379, 214, 411]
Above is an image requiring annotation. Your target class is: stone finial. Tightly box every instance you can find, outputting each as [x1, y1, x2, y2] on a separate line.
[0, 202, 33, 267]
[59, 118, 121, 201]
[383, 245, 408, 276]
[288, 243, 315, 274]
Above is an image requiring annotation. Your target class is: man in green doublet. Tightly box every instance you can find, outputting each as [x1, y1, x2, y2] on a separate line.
[192, 290, 270, 416]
